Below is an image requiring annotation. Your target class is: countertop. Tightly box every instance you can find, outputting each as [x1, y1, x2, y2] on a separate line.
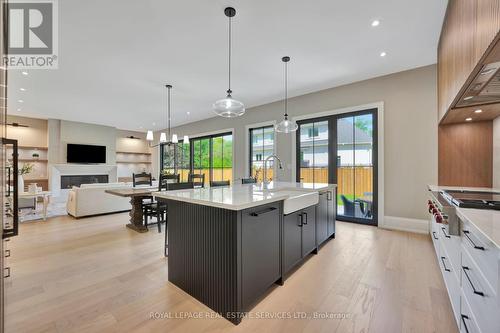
[456, 207, 500, 249]
[153, 181, 336, 211]
[428, 184, 500, 249]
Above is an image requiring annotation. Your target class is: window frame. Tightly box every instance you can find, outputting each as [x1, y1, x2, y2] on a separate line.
[248, 125, 275, 179]
[189, 131, 233, 183]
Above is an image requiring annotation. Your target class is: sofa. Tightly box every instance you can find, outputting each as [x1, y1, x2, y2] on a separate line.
[66, 182, 158, 218]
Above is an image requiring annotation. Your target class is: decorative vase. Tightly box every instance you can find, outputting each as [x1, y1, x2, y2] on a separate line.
[18, 175, 24, 193]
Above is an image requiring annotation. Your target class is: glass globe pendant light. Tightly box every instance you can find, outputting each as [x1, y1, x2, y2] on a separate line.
[213, 7, 245, 118]
[275, 56, 298, 133]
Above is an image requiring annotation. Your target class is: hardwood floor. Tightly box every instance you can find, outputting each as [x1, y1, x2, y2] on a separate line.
[4, 213, 457, 333]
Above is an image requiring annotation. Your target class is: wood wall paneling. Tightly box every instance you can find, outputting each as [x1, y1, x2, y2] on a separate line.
[438, 121, 493, 187]
[475, 0, 500, 61]
[438, 0, 478, 122]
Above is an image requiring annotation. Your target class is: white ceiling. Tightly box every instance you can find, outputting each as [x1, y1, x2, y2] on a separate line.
[7, 0, 447, 132]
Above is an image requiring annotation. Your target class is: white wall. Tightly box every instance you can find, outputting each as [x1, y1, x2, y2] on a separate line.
[154, 65, 438, 222]
[48, 119, 117, 164]
[494, 116, 500, 188]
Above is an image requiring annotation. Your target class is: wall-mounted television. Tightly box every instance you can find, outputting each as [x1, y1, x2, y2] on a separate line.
[67, 144, 106, 164]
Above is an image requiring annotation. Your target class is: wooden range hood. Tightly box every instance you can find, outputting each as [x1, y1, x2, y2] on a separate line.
[442, 37, 500, 124]
[438, 0, 500, 125]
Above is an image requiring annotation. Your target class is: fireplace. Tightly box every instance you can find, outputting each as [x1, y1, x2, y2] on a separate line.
[61, 175, 109, 189]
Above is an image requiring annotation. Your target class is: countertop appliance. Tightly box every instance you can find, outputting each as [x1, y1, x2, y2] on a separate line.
[443, 189, 500, 210]
[428, 189, 500, 236]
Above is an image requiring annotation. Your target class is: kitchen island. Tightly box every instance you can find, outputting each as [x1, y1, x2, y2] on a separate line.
[154, 181, 336, 324]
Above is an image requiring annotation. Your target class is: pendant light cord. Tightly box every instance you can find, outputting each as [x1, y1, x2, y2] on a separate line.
[227, 16, 232, 96]
[167, 85, 171, 140]
[284, 60, 288, 117]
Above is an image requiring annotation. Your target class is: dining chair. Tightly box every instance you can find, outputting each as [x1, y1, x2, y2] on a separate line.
[210, 180, 230, 187]
[241, 177, 257, 184]
[159, 173, 180, 190]
[132, 172, 152, 187]
[188, 173, 205, 188]
[162, 182, 195, 257]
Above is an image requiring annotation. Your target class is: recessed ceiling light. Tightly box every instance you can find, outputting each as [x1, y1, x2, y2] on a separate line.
[18, 99, 23, 103]
[464, 96, 473, 101]
[16, 108, 21, 111]
[186, 111, 190, 115]
[19, 88, 26, 91]
[21, 71, 28, 76]
[380, 52, 387, 57]
[371, 20, 380, 27]
[465, 117, 472, 121]
[474, 109, 482, 113]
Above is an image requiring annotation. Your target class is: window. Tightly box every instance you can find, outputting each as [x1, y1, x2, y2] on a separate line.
[249, 125, 274, 182]
[308, 127, 319, 138]
[160, 140, 190, 182]
[160, 133, 233, 186]
[191, 132, 232, 185]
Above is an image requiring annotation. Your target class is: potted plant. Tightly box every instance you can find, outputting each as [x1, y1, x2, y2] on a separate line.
[19, 163, 34, 192]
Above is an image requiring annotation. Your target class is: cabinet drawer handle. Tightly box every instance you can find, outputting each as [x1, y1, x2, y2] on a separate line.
[327, 191, 332, 201]
[461, 315, 470, 333]
[432, 231, 438, 240]
[302, 212, 308, 225]
[4, 249, 10, 258]
[462, 266, 484, 297]
[463, 230, 485, 251]
[250, 207, 277, 217]
[440, 256, 451, 272]
[298, 213, 303, 227]
[4, 267, 10, 278]
[441, 227, 450, 238]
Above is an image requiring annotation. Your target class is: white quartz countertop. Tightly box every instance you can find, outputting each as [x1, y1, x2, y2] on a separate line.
[153, 181, 336, 211]
[428, 184, 500, 249]
[456, 207, 500, 249]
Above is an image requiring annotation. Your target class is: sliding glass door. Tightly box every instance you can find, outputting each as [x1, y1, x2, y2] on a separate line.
[191, 132, 233, 186]
[296, 109, 377, 225]
[160, 132, 233, 186]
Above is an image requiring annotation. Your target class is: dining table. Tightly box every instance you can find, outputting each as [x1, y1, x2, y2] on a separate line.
[105, 187, 157, 233]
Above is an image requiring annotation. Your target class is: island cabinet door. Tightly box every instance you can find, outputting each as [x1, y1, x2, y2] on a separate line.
[316, 192, 329, 246]
[241, 203, 281, 310]
[301, 205, 317, 257]
[283, 211, 303, 274]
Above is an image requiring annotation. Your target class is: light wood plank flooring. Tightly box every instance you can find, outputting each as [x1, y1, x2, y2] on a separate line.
[4, 213, 457, 333]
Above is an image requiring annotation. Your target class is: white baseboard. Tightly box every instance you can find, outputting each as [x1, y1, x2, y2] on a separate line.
[380, 216, 429, 234]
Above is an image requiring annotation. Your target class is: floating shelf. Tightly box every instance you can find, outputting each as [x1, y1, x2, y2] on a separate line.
[116, 151, 151, 155]
[116, 161, 152, 164]
[17, 159, 48, 162]
[18, 146, 48, 150]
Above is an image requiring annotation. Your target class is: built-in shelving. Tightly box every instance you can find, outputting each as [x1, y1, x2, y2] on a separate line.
[16, 158, 48, 162]
[116, 151, 151, 155]
[116, 161, 152, 164]
[116, 150, 152, 180]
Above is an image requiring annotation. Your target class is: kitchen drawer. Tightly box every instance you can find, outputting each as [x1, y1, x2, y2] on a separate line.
[440, 246, 461, 323]
[460, 294, 481, 333]
[461, 218, 498, 294]
[461, 250, 500, 333]
[439, 223, 461, 280]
